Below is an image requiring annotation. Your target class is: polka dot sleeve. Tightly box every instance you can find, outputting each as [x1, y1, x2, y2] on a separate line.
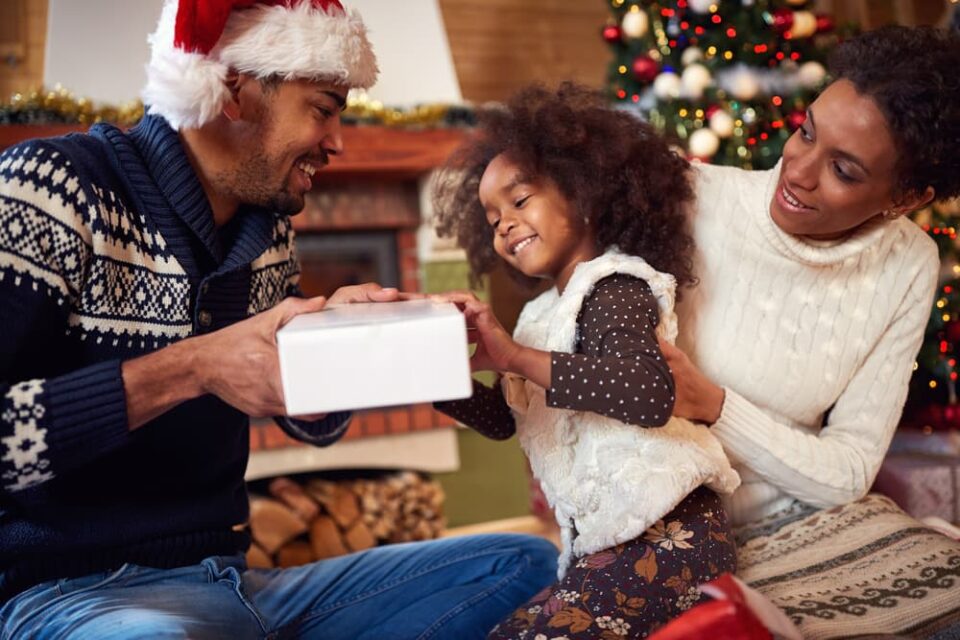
[546, 274, 676, 426]
[434, 380, 516, 440]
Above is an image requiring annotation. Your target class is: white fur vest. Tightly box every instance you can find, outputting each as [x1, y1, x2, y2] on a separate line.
[502, 251, 740, 577]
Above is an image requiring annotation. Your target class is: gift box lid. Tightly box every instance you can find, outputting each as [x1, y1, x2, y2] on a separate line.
[280, 299, 463, 331]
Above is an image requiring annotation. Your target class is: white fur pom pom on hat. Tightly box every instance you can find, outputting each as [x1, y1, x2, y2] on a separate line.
[143, 0, 379, 130]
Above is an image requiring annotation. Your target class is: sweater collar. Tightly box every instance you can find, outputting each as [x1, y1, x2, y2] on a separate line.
[126, 115, 220, 265]
[96, 115, 277, 278]
[749, 159, 888, 267]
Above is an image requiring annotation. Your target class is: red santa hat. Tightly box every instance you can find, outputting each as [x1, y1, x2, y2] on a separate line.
[143, 0, 379, 129]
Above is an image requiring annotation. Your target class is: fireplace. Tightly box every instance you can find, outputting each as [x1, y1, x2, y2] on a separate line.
[247, 126, 470, 480]
[295, 231, 400, 295]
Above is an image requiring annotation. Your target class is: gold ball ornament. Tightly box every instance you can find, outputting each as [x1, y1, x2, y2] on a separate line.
[688, 0, 716, 14]
[621, 9, 649, 39]
[709, 109, 735, 138]
[798, 61, 826, 89]
[653, 72, 682, 100]
[681, 46, 704, 66]
[688, 128, 721, 158]
[788, 11, 817, 39]
[730, 70, 760, 101]
[681, 64, 713, 100]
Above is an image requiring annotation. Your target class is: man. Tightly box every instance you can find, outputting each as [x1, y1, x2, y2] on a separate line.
[0, 0, 557, 637]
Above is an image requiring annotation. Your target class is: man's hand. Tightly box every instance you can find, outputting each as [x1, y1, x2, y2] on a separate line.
[192, 296, 328, 418]
[328, 282, 425, 305]
[658, 338, 725, 424]
[122, 296, 329, 429]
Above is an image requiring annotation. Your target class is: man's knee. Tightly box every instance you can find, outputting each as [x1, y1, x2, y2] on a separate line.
[64, 608, 194, 640]
[487, 534, 559, 584]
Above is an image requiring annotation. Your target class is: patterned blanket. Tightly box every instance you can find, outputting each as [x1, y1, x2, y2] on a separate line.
[734, 494, 960, 639]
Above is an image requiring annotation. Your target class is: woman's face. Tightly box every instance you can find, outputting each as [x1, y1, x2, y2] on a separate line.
[479, 153, 597, 291]
[770, 79, 928, 241]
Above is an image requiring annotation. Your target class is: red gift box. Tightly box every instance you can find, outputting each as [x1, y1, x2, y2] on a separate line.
[649, 574, 800, 640]
[648, 599, 771, 640]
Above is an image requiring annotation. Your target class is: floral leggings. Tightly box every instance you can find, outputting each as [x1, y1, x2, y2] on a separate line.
[488, 487, 736, 640]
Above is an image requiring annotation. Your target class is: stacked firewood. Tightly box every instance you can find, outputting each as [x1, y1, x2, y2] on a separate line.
[246, 471, 446, 569]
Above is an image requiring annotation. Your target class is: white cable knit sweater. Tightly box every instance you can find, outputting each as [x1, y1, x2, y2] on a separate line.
[675, 161, 939, 526]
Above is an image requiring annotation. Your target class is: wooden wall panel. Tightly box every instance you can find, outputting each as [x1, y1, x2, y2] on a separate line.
[816, 0, 951, 29]
[0, 0, 48, 99]
[438, 0, 611, 103]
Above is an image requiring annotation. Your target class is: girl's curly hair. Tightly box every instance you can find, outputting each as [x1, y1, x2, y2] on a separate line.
[432, 82, 695, 296]
[829, 26, 960, 201]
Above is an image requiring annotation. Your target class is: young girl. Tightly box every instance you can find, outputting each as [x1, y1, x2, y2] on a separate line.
[432, 83, 741, 639]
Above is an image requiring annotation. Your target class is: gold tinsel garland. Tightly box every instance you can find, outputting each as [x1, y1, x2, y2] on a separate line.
[0, 86, 474, 129]
[1, 86, 145, 126]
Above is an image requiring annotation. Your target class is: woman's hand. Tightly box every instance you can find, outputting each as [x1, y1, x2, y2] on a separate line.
[658, 338, 726, 424]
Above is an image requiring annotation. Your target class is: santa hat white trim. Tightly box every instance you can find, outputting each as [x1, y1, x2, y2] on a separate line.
[143, 0, 379, 130]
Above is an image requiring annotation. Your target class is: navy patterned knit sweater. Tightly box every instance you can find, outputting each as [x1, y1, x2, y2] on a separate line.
[0, 115, 349, 600]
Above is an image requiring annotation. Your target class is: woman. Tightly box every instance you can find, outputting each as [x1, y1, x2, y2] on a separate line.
[663, 25, 960, 637]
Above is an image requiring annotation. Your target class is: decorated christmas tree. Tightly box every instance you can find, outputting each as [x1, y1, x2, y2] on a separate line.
[602, 0, 842, 169]
[904, 199, 960, 431]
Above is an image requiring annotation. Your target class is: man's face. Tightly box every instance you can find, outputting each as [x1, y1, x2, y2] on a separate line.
[219, 77, 347, 216]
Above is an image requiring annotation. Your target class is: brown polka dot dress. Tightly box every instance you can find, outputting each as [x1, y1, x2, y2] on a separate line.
[437, 275, 736, 638]
[437, 274, 676, 436]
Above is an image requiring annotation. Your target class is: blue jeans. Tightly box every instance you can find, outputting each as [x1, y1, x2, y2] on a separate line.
[0, 534, 557, 640]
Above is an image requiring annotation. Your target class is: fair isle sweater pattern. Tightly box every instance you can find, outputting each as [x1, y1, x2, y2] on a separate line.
[0, 136, 298, 494]
[0, 116, 348, 598]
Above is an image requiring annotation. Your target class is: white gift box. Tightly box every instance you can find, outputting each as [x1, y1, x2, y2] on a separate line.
[276, 300, 472, 415]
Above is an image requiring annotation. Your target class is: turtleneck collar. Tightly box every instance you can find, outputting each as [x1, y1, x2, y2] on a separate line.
[749, 159, 889, 267]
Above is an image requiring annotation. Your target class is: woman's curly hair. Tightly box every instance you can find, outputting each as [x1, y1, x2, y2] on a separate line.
[432, 82, 695, 295]
[829, 25, 960, 201]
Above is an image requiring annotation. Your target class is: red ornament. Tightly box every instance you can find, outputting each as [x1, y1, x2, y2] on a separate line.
[946, 320, 960, 343]
[602, 24, 623, 44]
[815, 14, 835, 33]
[915, 403, 945, 428]
[770, 8, 794, 34]
[942, 403, 960, 429]
[704, 104, 721, 120]
[785, 109, 806, 131]
[632, 55, 660, 83]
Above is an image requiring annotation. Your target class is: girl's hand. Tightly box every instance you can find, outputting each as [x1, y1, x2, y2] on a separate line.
[658, 338, 725, 424]
[431, 291, 523, 374]
[432, 291, 551, 387]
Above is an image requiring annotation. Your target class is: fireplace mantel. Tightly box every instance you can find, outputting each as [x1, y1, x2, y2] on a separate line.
[320, 126, 469, 179]
[0, 124, 469, 174]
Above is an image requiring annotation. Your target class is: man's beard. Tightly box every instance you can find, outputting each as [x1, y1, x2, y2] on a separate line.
[232, 154, 303, 216]
[225, 152, 305, 216]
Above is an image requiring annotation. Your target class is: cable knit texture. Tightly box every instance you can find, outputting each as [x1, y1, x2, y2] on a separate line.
[675, 162, 939, 526]
[504, 250, 740, 577]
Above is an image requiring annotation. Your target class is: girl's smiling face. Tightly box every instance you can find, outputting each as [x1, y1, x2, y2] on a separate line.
[479, 153, 598, 291]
